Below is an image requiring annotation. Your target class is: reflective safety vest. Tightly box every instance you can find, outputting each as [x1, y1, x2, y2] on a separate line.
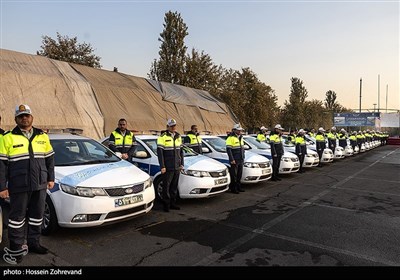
[0, 126, 55, 193]
[269, 133, 284, 156]
[309, 132, 316, 138]
[257, 133, 266, 143]
[295, 135, 306, 145]
[327, 132, 336, 140]
[185, 132, 202, 154]
[226, 133, 245, 161]
[109, 129, 136, 154]
[157, 131, 184, 170]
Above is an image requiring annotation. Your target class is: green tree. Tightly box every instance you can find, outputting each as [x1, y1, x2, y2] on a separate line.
[149, 11, 188, 84]
[37, 32, 101, 68]
[218, 68, 278, 132]
[183, 48, 223, 93]
[282, 77, 308, 130]
[324, 90, 337, 111]
[304, 99, 331, 130]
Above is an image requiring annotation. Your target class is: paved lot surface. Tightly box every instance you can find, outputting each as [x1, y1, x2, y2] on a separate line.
[1, 145, 399, 270]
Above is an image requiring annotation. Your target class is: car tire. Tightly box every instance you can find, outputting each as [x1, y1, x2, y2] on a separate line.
[42, 196, 59, 236]
[153, 176, 181, 201]
[153, 176, 163, 201]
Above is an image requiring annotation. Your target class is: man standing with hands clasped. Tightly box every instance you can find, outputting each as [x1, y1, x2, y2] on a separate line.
[0, 105, 55, 263]
[109, 118, 137, 161]
[157, 119, 184, 212]
[226, 124, 245, 194]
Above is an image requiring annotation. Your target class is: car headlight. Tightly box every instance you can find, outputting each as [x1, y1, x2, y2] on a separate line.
[281, 157, 291, 162]
[144, 177, 152, 189]
[60, 184, 107, 197]
[244, 162, 260, 168]
[181, 169, 211, 177]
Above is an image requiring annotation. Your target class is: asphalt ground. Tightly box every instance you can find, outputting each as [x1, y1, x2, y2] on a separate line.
[0, 145, 399, 274]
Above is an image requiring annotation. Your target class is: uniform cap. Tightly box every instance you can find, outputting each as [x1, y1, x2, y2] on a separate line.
[331, 126, 336, 131]
[15, 104, 32, 117]
[298, 129, 305, 134]
[233, 124, 244, 131]
[318, 127, 325, 132]
[260, 126, 267, 131]
[340, 128, 346, 133]
[274, 124, 284, 130]
[167, 118, 177, 127]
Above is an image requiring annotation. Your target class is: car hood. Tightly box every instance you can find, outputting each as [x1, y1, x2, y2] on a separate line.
[245, 151, 269, 163]
[56, 160, 149, 187]
[185, 155, 227, 171]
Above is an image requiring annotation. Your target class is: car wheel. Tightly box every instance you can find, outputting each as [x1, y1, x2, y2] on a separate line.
[42, 196, 59, 236]
[153, 176, 181, 201]
[153, 176, 163, 201]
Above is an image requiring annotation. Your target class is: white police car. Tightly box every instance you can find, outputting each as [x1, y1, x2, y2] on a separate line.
[240, 135, 300, 174]
[102, 135, 230, 199]
[44, 133, 155, 235]
[201, 135, 272, 183]
[304, 135, 334, 163]
[280, 135, 320, 168]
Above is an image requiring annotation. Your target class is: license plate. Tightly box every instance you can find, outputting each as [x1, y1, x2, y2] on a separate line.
[215, 178, 228, 185]
[262, 169, 270, 175]
[114, 194, 143, 207]
[294, 163, 300, 167]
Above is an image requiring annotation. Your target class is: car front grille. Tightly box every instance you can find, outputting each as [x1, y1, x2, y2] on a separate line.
[105, 203, 150, 220]
[105, 184, 144, 197]
[209, 169, 227, 178]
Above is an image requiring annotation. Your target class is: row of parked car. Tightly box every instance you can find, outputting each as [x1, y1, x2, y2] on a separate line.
[2, 130, 381, 236]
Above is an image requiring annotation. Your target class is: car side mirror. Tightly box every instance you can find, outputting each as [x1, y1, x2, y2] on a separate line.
[243, 144, 250, 150]
[135, 151, 148, 158]
[202, 147, 210, 153]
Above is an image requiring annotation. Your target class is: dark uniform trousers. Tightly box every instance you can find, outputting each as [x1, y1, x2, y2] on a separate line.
[161, 170, 180, 206]
[272, 155, 282, 179]
[229, 160, 243, 192]
[297, 153, 305, 172]
[8, 189, 46, 250]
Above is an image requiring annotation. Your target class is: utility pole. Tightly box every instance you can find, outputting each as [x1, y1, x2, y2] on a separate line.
[378, 74, 380, 113]
[359, 78, 362, 113]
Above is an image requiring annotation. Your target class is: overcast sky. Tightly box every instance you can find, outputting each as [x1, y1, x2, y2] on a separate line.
[1, 0, 399, 111]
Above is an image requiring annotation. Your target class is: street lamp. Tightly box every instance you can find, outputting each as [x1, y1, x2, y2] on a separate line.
[373, 103, 377, 112]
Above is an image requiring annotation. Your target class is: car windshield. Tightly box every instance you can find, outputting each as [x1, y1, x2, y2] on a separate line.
[52, 139, 120, 166]
[203, 137, 227, 153]
[244, 136, 270, 149]
[141, 139, 197, 157]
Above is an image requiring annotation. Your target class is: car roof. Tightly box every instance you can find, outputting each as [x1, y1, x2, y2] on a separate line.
[48, 133, 90, 140]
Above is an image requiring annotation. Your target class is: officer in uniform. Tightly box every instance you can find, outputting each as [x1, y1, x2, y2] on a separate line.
[256, 126, 268, 143]
[108, 118, 137, 160]
[226, 124, 245, 193]
[337, 128, 347, 149]
[157, 119, 184, 212]
[287, 129, 296, 145]
[0, 105, 55, 263]
[315, 127, 326, 167]
[184, 124, 202, 154]
[270, 124, 284, 181]
[349, 131, 357, 152]
[326, 127, 337, 152]
[295, 129, 307, 173]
